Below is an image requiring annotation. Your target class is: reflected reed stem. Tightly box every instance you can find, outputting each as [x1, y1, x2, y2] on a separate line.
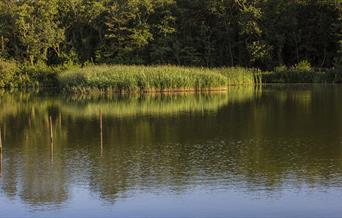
[100, 110, 103, 157]
[0, 127, 2, 177]
[49, 116, 54, 163]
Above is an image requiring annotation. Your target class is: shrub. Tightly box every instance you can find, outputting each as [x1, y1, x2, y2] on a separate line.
[292, 60, 312, 72]
[0, 59, 18, 88]
[274, 65, 287, 73]
[15, 63, 63, 88]
[262, 62, 342, 83]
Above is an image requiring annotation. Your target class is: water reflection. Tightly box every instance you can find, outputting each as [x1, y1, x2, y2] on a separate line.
[0, 85, 342, 216]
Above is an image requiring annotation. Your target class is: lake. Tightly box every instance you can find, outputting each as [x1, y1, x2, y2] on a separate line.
[0, 85, 342, 217]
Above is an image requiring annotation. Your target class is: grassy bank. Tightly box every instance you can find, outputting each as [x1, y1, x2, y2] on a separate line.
[1, 59, 341, 92]
[58, 65, 231, 93]
[262, 69, 342, 83]
[0, 59, 61, 88]
[58, 66, 261, 93]
[262, 61, 342, 83]
[1, 59, 259, 92]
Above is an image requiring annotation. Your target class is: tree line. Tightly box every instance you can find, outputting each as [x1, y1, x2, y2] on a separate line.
[0, 0, 341, 69]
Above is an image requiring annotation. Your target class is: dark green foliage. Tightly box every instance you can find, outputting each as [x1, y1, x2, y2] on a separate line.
[0, 0, 341, 90]
[0, 59, 18, 87]
[0, 59, 61, 88]
[262, 61, 342, 83]
[0, 0, 341, 69]
[15, 64, 61, 88]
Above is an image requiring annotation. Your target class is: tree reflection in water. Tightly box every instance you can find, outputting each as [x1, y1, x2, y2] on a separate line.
[0, 86, 342, 209]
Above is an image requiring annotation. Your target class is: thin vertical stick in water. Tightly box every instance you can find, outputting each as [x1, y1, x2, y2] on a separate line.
[59, 113, 62, 130]
[0, 149, 2, 177]
[0, 127, 2, 150]
[100, 110, 103, 157]
[49, 116, 53, 143]
[0, 127, 2, 177]
[49, 116, 54, 163]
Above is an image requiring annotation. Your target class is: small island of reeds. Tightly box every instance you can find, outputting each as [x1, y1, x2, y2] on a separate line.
[58, 65, 258, 93]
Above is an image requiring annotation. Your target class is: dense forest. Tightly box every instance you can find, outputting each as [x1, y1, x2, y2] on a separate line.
[0, 0, 341, 69]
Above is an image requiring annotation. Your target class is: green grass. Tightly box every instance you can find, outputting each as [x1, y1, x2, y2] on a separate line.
[0, 59, 18, 88]
[262, 62, 342, 83]
[1, 62, 259, 92]
[3, 60, 341, 93]
[58, 65, 259, 93]
[262, 69, 342, 83]
[215, 67, 261, 86]
[0, 60, 62, 88]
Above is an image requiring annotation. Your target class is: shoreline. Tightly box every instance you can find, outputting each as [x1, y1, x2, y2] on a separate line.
[0, 62, 341, 93]
[61, 87, 230, 94]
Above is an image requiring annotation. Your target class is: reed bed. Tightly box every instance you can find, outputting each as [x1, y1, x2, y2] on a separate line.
[215, 67, 261, 86]
[58, 65, 230, 93]
[58, 65, 262, 93]
[2, 60, 341, 92]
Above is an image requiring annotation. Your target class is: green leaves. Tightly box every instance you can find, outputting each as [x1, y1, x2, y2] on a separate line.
[97, 0, 164, 62]
[0, 0, 340, 68]
[0, 59, 18, 87]
[15, 0, 64, 64]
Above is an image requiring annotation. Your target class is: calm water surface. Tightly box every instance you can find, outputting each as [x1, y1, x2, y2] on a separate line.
[0, 85, 342, 217]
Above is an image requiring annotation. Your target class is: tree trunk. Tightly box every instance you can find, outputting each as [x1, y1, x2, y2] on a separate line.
[228, 40, 234, 66]
[1, 36, 4, 54]
[30, 55, 34, 65]
[277, 46, 283, 66]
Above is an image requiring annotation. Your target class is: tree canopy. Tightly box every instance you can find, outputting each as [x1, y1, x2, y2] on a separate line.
[0, 0, 341, 69]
